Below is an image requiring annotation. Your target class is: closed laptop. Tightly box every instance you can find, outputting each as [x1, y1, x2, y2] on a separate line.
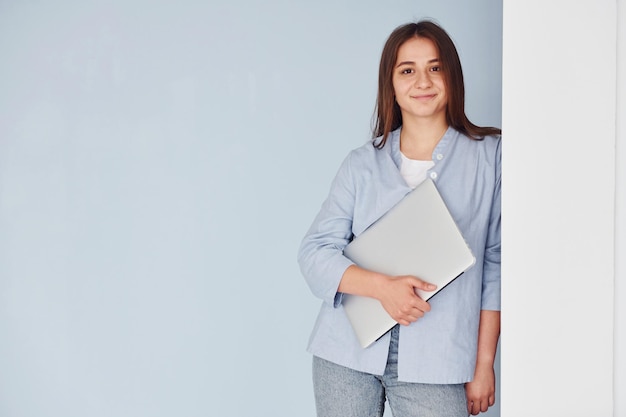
[342, 178, 475, 348]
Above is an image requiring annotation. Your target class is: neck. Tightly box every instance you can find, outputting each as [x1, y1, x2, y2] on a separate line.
[400, 117, 449, 160]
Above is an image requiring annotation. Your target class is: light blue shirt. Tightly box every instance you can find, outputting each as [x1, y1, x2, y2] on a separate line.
[298, 127, 501, 383]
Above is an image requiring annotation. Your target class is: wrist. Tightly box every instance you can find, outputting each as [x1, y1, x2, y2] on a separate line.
[339, 265, 390, 298]
[367, 271, 391, 299]
[475, 355, 496, 370]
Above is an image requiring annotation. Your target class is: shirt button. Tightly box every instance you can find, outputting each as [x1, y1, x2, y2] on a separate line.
[430, 172, 438, 180]
[436, 153, 444, 160]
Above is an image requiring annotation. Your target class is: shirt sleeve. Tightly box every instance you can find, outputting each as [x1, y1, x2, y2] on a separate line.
[481, 136, 502, 311]
[297, 152, 357, 307]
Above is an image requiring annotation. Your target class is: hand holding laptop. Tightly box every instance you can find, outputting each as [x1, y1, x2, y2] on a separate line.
[377, 274, 437, 326]
[339, 264, 437, 326]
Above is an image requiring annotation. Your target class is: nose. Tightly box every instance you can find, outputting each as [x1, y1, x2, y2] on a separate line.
[414, 70, 432, 88]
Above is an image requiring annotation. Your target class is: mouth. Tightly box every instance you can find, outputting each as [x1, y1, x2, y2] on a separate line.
[411, 94, 436, 100]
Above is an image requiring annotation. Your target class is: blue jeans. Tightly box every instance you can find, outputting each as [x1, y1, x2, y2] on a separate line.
[312, 325, 468, 417]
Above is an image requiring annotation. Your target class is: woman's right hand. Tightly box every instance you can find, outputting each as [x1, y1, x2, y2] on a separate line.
[377, 275, 436, 326]
[338, 265, 436, 325]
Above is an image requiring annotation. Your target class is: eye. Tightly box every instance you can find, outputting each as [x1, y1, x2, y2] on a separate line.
[400, 68, 414, 75]
[430, 65, 441, 72]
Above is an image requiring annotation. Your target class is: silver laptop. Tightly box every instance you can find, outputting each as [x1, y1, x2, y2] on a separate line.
[342, 178, 475, 348]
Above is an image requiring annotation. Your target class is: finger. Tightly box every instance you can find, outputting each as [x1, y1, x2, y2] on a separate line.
[405, 305, 428, 320]
[412, 298, 431, 313]
[402, 276, 436, 291]
[396, 312, 419, 325]
[410, 304, 427, 316]
[394, 308, 416, 324]
[468, 401, 478, 416]
[411, 277, 437, 291]
[469, 400, 479, 416]
[480, 399, 489, 413]
[397, 300, 428, 316]
[396, 310, 426, 326]
[470, 398, 484, 416]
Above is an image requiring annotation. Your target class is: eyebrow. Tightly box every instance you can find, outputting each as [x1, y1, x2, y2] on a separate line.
[395, 58, 440, 68]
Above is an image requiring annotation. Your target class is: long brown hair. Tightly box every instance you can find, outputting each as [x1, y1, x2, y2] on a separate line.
[373, 21, 501, 148]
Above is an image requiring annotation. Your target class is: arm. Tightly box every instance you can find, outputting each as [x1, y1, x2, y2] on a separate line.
[339, 265, 436, 326]
[464, 137, 502, 414]
[298, 149, 435, 324]
[297, 154, 358, 305]
[298, 152, 434, 320]
[465, 309, 501, 415]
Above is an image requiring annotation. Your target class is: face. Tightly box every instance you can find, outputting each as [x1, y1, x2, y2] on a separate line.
[392, 37, 447, 124]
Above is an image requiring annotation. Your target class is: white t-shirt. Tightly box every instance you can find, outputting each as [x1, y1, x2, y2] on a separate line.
[400, 152, 435, 189]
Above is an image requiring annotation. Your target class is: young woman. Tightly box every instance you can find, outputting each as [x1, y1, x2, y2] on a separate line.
[298, 21, 501, 417]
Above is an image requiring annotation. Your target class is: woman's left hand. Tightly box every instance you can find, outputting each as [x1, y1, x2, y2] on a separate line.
[464, 364, 495, 415]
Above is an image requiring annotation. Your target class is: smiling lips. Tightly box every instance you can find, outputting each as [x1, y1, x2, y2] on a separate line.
[411, 93, 437, 101]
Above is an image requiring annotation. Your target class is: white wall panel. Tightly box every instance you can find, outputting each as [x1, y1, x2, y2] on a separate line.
[615, 1, 626, 416]
[502, 1, 616, 416]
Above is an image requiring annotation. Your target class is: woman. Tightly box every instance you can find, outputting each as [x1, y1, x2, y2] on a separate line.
[298, 21, 501, 417]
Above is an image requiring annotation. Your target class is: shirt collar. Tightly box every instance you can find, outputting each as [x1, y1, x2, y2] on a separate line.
[387, 125, 457, 168]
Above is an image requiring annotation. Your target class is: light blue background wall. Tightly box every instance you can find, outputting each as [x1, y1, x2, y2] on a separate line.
[0, 1, 502, 416]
